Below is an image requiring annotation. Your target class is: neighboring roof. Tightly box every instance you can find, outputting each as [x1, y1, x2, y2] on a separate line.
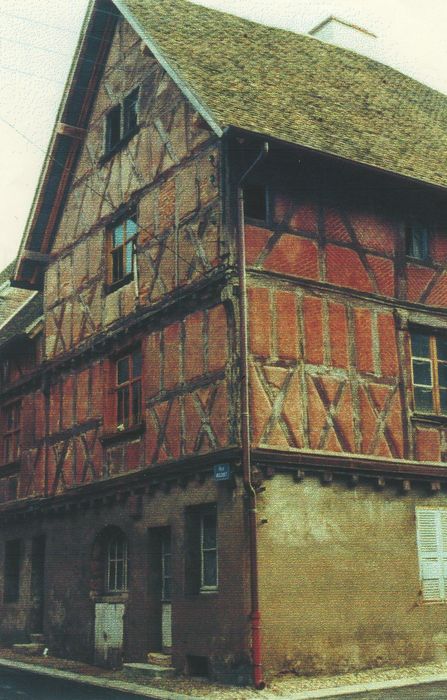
[14, 0, 447, 286]
[122, 0, 447, 188]
[0, 261, 43, 350]
[0, 261, 16, 288]
[0, 293, 43, 350]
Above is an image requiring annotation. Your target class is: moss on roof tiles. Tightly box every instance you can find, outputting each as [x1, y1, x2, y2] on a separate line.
[122, 0, 447, 188]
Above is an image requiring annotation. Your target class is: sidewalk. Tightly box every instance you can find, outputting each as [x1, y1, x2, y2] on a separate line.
[1, 648, 447, 699]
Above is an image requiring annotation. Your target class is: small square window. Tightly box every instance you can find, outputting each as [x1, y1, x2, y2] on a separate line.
[407, 222, 430, 260]
[244, 183, 268, 222]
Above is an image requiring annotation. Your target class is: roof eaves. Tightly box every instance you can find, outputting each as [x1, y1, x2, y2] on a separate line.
[225, 124, 447, 194]
[112, 0, 224, 138]
[13, 0, 98, 286]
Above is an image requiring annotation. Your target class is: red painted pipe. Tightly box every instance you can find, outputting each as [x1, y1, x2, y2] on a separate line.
[236, 141, 269, 690]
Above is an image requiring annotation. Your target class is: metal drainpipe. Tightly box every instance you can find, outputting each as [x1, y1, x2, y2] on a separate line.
[236, 141, 269, 690]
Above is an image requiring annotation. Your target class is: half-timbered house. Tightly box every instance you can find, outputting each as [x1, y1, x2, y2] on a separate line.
[3, 0, 447, 686]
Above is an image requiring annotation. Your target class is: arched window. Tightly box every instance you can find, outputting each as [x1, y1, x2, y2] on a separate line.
[106, 534, 128, 593]
[90, 527, 129, 596]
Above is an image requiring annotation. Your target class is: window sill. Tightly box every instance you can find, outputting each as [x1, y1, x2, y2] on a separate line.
[100, 422, 145, 445]
[411, 412, 447, 425]
[105, 273, 134, 295]
[99, 126, 140, 166]
[200, 587, 218, 594]
[406, 255, 432, 265]
[90, 592, 129, 604]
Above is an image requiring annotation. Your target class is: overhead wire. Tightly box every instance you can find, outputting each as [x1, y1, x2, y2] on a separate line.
[0, 108, 220, 278]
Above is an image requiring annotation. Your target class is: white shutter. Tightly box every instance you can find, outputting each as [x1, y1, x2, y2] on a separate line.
[416, 509, 444, 601]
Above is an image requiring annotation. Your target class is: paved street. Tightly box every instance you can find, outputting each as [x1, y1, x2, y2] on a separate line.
[0, 667, 152, 700]
[327, 680, 447, 699]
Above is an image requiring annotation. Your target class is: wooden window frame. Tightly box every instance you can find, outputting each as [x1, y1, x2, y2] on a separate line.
[161, 531, 172, 602]
[410, 330, 447, 416]
[115, 348, 142, 430]
[200, 507, 218, 591]
[406, 221, 430, 261]
[107, 214, 138, 291]
[2, 400, 21, 465]
[104, 87, 139, 157]
[243, 182, 270, 225]
[106, 535, 128, 593]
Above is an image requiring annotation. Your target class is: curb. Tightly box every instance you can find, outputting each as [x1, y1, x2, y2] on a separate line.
[281, 671, 447, 699]
[0, 658, 203, 700]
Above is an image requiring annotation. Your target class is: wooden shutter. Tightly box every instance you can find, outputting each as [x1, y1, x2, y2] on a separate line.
[416, 509, 445, 601]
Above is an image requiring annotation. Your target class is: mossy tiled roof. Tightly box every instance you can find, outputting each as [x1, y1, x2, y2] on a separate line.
[123, 0, 447, 188]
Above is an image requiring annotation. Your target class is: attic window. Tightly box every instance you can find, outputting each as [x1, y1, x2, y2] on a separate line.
[106, 105, 121, 153]
[104, 87, 140, 156]
[123, 88, 139, 136]
[244, 183, 268, 223]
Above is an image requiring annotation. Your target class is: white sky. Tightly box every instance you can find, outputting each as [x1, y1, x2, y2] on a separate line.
[1, 0, 447, 271]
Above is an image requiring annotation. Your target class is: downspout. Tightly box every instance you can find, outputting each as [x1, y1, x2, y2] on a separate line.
[236, 141, 269, 690]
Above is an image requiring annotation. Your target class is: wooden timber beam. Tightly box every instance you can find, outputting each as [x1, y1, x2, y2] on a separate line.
[56, 123, 87, 141]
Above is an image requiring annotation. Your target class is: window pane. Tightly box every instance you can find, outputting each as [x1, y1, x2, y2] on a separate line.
[108, 560, 116, 591]
[437, 337, 447, 362]
[123, 89, 138, 134]
[125, 241, 133, 275]
[414, 387, 434, 412]
[133, 351, 142, 378]
[244, 183, 266, 221]
[117, 386, 129, 426]
[163, 577, 171, 600]
[413, 359, 432, 386]
[113, 224, 124, 248]
[203, 551, 217, 587]
[117, 357, 130, 385]
[163, 554, 171, 577]
[112, 249, 123, 282]
[407, 224, 429, 259]
[440, 389, 447, 415]
[202, 513, 217, 548]
[438, 363, 447, 388]
[106, 105, 121, 151]
[116, 560, 124, 590]
[127, 217, 138, 239]
[132, 382, 141, 423]
[411, 333, 430, 358]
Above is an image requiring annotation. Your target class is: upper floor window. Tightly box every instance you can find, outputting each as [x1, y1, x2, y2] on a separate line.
[410, 331, 447, 415]
[109, 215, 138, 289]
[416, 508, 447, 602]
[105, 87, 139, 155]
[406, 222, 430, 260]
[243, 183, 268, 223]
[116, 348, 142, 430]
[2, 400, 21, 464]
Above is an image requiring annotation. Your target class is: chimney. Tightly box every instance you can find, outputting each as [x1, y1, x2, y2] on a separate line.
[309, 16, 379, 60]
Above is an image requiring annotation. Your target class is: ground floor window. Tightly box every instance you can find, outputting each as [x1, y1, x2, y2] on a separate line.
[416, 508, 447, 602]
[4, 539, 21, 603]
[185, 504, 218, 593]
[106, 534, 128, 593]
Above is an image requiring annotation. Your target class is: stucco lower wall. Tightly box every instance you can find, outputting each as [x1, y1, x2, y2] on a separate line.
[258, 474, 447, 675]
